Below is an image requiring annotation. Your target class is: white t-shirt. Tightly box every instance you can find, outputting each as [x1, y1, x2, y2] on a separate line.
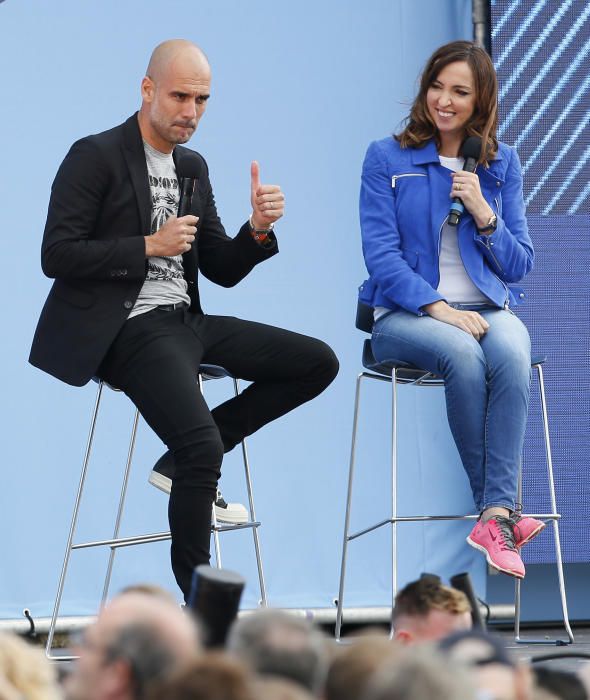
[436, 155, 488, 304]
[128, 141, 191, 319]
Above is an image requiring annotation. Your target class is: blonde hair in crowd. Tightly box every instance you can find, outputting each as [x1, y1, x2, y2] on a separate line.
[0, 632, 61, 700]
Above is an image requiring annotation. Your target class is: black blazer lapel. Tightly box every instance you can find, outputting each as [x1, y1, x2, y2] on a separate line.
[122, 114, 151, 236]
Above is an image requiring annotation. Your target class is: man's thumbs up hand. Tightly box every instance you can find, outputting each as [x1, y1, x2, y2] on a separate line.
[250, 160, 284, 230]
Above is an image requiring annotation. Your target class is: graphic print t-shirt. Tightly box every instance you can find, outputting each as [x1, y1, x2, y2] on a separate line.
[128, 141, 191, 319]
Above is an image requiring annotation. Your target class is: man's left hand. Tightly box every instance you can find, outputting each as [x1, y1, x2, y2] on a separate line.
[250, 161, 285, 229]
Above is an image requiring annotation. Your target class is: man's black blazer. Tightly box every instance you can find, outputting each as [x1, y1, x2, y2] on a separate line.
[29, 114, 277, 387]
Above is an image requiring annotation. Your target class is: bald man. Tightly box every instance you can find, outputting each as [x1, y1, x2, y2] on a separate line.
[64, 591, 201, 700]
[30, 40, 339, 599]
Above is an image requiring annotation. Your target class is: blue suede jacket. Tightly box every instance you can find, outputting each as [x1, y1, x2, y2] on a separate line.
[358, 137, 534, 315]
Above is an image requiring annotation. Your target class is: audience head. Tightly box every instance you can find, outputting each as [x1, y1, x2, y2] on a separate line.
[147, 652, 255, 700]
[577, 661, 590, 700]
[325, 633, 401, 700]
[227, 609, 328, 695]
[364, 644, 476, 700]
[392, 575, 472, 643]
[440, 629, 533, 700]
[533, 667, 588, 700]
[64, 590, 201, 700]
[118, 583, 180, 605]
[0, 631, 61, 700]
[255, 677, 316, 700]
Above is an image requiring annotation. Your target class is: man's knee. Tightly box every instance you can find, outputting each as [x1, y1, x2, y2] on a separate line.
[172, 424, 224, 479]
[309, 340, 339, 387]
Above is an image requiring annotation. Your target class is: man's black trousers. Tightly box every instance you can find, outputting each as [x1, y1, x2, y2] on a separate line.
[98, 306, 339, 598]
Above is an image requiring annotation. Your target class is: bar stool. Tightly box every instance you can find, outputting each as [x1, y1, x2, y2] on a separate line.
[45, 365, 267, 660]
[335, 302, 574, 645]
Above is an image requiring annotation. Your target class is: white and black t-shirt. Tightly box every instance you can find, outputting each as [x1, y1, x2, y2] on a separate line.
[128, 141, 191, 319]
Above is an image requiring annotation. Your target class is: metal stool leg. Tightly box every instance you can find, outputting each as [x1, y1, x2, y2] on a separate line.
[515, 462, 524, 641]
[514, 364, 574, 645]
[335, 373, 365, 640]
[536, 364, 573, 643]
[199, 373, 223, 568]
[234, 378, 267, 606]
[46, 381, 105, 659]
[211, 510, 223, 568]
[389, 367, 398, 639]
[100, 407, 141, 605]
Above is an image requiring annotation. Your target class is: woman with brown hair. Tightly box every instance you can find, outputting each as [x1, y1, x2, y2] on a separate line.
[359, 41, 541, 579]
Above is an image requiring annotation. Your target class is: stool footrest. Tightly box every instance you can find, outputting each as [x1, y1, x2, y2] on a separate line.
[348, 513, 561, 541]
[73, 532, 172, 549]
[514, 636, 572, 646]
[73, 521, 262, 550]
[212, 521, 261, 533]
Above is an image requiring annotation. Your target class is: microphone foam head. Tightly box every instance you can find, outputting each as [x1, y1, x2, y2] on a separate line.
[176, 156, 200, 180]
[461, 136, 482, 161]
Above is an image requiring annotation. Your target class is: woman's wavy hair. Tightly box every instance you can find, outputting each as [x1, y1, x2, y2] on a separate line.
[396, 41, 498, 164]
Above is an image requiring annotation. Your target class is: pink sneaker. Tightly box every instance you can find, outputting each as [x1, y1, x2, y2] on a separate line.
[467, 516, 525, 579]
[511, 514, 546, 548]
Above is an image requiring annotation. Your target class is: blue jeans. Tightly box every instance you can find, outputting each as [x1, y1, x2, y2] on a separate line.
[372, 306, 531, 512]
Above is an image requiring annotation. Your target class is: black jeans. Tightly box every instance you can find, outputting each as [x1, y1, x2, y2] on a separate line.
[98, 307, 339, 598]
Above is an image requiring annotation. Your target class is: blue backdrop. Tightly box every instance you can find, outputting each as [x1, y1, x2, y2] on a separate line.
[492, 0, 590, 564]
[0, 0, 479, 620]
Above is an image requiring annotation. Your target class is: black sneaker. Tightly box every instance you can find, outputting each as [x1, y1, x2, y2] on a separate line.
[148, 452, 248, 524]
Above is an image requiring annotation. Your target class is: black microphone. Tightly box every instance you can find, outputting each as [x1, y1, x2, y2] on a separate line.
[450, 572, 486, 630]
[187, 565, 245, 648]
[448, 136, 482, 227]
[176, 158, 200, 218]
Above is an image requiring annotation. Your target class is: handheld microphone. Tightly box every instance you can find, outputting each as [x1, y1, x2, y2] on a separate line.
[176, 158, 200, 218]
[448, 136, 482, 227]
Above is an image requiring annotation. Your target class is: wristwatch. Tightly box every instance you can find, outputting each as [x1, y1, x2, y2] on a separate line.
[477, 213, 497, 234]
[249, 216, 274, 242]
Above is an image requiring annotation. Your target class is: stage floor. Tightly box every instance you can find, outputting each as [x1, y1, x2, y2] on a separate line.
[499, 625, 590, 674]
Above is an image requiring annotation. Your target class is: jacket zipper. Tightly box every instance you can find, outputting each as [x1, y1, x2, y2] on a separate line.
[477, 197, 509, 307]
[391, 173, 427, 188]
[478, 198, 503, 274]
[435, 215, 448, 289]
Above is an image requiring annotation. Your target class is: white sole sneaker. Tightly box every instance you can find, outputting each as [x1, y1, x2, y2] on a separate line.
[148, 469, 249, 525]
[148, 469, 171, 494]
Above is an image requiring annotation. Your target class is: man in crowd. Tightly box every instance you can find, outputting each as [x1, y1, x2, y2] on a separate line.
[227, 609, 328, 696]
[64, 591, 201, 700]
[439, 629, 535, 700]
[30, 39, 338, 599]
[391, 575, 473, 643]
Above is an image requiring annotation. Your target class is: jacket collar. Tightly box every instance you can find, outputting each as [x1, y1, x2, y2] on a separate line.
[410, 138, 505, 164]
[411, 138, 506, 183]
[410, 140, 440, 165]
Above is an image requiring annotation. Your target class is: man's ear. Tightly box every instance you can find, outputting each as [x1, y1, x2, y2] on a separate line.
[393, 629, 413, 645]
[101, 658, 135, 698]
[141, 76, 155, 103]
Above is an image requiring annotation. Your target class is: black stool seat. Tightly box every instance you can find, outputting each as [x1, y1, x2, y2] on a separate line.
[199, 364, 235, 380]
[361, 339, 547, 379]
